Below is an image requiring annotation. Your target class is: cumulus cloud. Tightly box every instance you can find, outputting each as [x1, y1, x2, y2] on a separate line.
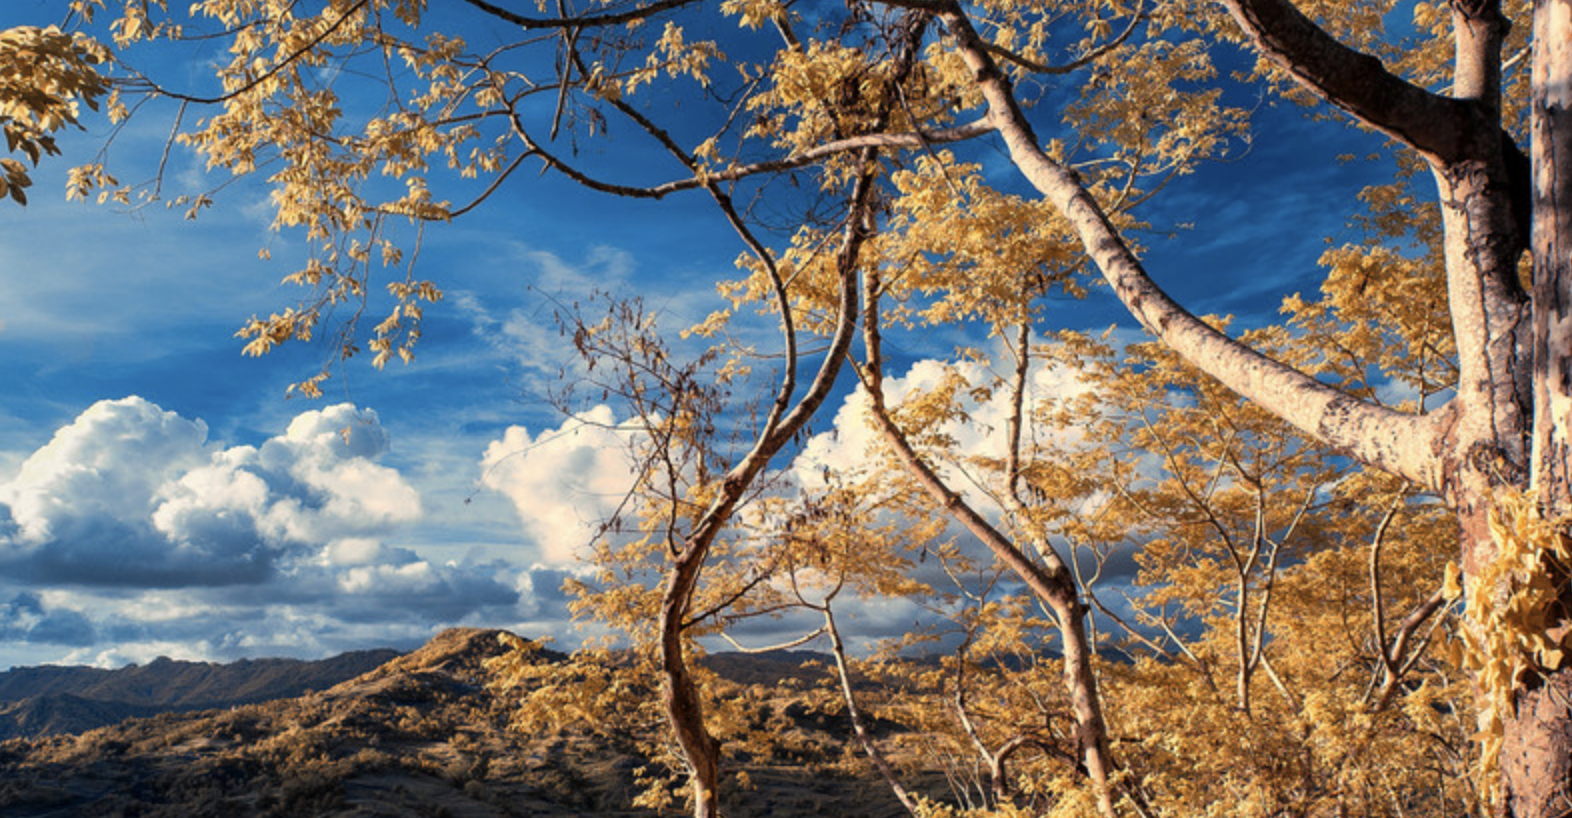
[0, 398, 422, 587]
[783, 356, 1159, 601]
[479, 405, 643, 565]
[311, 539, 519, 624]
[0, 397, 219, 585]
[792, 358, 1094, 495]
[153, 404, 423, 562]
[0, 397, 532, 666]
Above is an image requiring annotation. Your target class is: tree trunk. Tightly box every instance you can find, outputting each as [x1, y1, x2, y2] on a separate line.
[859, 271, 1118, 818]
[1500, 669, 1572, 817]
[660, 546, 723, 818]
[1532, 0, 1572, 505]
[1501, 3, 1572, 815]
[937, 0, 1572, 809]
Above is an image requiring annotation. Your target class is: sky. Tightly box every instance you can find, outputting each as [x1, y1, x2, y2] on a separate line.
[0, 3, 1396, 670]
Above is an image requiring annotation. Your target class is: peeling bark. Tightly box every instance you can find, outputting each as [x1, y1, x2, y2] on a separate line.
[1532, 0, 1572, 510]
[1497, 3, 1572, 815]
[1501, 670, 1572, 817]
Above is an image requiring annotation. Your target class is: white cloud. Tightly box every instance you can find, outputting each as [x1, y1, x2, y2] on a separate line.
[2, 397, 211, 545]
[0, 398, 429, 589]
[0, 397, 527, 665]
[792, 357, 1094, 498]
[779, 354, 1164, 610]
[479, 405, 644, 565]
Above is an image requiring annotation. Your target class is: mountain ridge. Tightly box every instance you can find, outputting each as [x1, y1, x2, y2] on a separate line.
[0, 628, 934, 817]
[0, 648, 402, 740]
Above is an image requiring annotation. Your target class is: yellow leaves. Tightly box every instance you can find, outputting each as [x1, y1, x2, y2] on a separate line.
[0, 25, 111, 206]
[0, 157, 31, 205]
[1443, 560, 1464, 601]
[381, 175, 451, 221]
[768, 42, 871, 110]
[236, 307, 317, 357]
[912, 795, 1039, 818]
[1060, 26, 1248, 179]
[880, 152, 1085, 327]
[617, 23, 725, 98]
[720, 0, 786, 31]
[391, 0, 426, 28]
[1450, 488, 1572, 808]
[364, 278, 442, 369]
[287, 372, 330, 399]
[486, 638, 659, 741]
[743, 34, 950, 160]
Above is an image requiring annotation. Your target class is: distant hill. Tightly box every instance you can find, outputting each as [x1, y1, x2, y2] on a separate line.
[702, 649, 832, 687]
[0, 649, 400, 740]
[0, 629, 941, 817]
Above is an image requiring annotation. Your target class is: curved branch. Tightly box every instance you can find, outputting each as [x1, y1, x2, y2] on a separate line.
[938, 3, 1445, 492]
[982, 0, 1144, 77]
[139, 0, 371, 106]
[860, 253, 1118, 818]
[505, 102, 988, 199]
[1217, 0, 1502, 165]
[456, 0, 700, 30]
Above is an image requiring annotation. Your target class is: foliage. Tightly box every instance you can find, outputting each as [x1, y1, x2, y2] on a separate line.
[0, 24, 108, 205]
[819, 322, 1473, 817]
[1452, 490, 1572, 808]
[16, 0, 1572, 814]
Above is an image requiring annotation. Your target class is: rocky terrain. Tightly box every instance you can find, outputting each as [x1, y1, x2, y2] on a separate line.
[0, 629, 936, 817]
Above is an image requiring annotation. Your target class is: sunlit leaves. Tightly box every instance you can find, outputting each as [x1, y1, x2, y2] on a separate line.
[0, 24, 109, 206]
[56, 0, 1513, 811]
[1282, 158, 1456, 409]
[1451, 490, 1572, 808]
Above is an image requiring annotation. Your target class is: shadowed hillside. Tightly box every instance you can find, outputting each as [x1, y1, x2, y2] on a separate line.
[0, 629, 940, 817]
[0, 649, 401, 740]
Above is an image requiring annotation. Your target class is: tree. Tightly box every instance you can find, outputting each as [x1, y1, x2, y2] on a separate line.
[932, 2, 1569, 813]
[26, 0, 1572, 814]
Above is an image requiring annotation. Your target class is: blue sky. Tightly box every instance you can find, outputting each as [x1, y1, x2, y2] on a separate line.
[0, 4, 1395, 670]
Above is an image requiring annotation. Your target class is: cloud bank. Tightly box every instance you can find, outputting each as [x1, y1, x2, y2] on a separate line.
[0, 398, 423, 587]
[0, 397, 532, 667]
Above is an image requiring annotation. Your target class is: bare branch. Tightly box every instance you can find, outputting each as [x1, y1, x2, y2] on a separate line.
[456, 0, 700, 30]
[717, 627, 827, 654]
[822, 606, 921, 816]
[1217, 0, 1505, 165]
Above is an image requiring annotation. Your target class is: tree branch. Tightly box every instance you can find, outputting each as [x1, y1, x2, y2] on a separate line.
[1216, 0, 1502, 165]
[937, 2, 1445, 492]
[456, 0, 699, 30]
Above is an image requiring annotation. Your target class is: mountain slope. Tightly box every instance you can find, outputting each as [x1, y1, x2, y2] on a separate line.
[0, 649, 400, 741]
[0, 629, 934, 817]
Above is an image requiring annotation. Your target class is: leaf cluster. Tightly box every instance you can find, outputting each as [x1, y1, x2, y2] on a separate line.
[0, 24, 109, 206]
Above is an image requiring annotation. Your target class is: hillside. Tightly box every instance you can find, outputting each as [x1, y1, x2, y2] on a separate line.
[0, 649, 401, 741]
[0, 629, 939, 817]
